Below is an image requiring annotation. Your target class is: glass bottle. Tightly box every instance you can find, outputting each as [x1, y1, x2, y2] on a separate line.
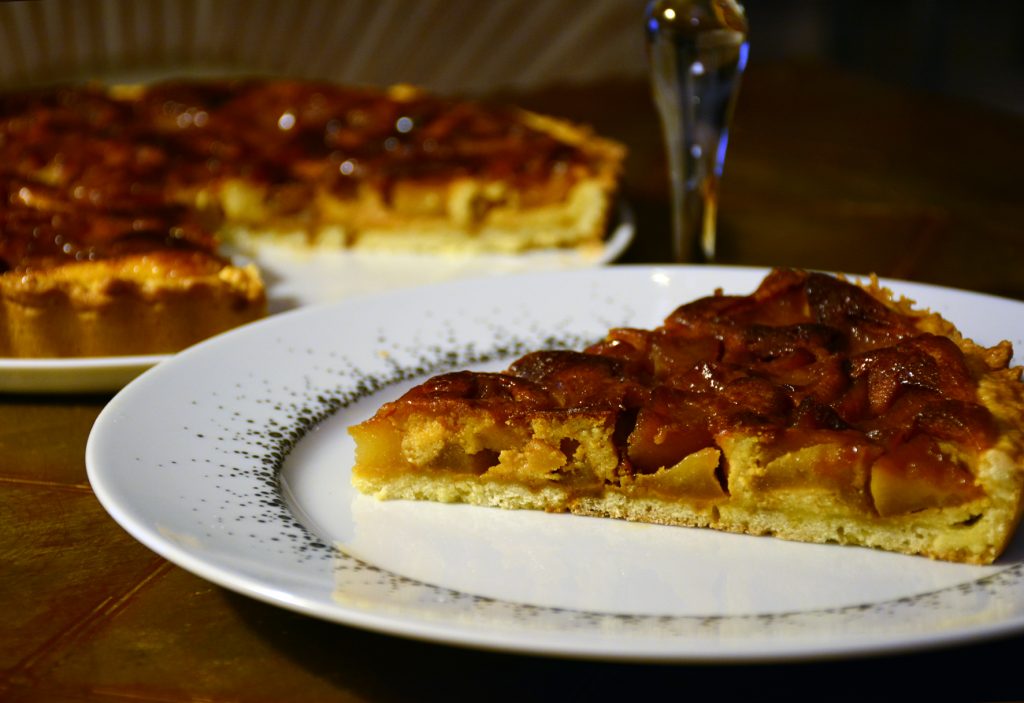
[646, 0, 749, 262]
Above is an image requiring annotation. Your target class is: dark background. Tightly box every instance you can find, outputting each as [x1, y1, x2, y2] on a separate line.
[747, 0, 1024, 115]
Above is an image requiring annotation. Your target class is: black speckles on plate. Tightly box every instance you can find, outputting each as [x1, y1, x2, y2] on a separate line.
[182, 327, 601, 564]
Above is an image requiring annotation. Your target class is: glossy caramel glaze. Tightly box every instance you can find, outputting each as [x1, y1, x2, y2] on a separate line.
[0, 172, 217, 274]
[1, 80, 599, 272]
[398, 270, 1008, 502]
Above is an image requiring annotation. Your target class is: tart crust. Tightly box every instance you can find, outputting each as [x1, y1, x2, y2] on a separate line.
[350, 269, 1024, 564]
[0, 253, 264, 357]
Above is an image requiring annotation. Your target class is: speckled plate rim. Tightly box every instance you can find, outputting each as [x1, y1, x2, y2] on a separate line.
[1, 207, 633, 394]
[85, 265, 1024, 662]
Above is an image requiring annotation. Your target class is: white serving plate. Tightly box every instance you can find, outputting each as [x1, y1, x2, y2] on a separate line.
[86, 265, 1024, 661]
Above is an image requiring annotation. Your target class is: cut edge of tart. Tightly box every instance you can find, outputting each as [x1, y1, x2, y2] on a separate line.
[213, 90, 626, 256]
[349, 269, 1024, 564]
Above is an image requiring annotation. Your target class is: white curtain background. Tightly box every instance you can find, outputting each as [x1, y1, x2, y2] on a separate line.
[0, 0, 649, 95]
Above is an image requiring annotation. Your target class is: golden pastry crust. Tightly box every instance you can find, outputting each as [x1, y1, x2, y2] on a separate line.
[350, 269, 1024, 564]
[0, 253, 264, 357]
[1, 79, 624, 357]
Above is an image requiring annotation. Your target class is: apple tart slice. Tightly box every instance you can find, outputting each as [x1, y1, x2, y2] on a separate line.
[350, 269, 1024, 563]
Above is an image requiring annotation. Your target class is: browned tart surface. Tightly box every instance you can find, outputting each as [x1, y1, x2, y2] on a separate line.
[351, 269, 1024, 564]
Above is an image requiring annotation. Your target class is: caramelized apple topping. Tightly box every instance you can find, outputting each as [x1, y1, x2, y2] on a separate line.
[870, 435, 984, 516]
[399, 371, 553, 410]
[627, 388, 718, 474]
[507, 350, 646, 409]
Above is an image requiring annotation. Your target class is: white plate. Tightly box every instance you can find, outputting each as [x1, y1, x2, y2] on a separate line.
[1, 211, 632, 394]
[86, 265, 1024, 662]
[0, 353, 168, 395]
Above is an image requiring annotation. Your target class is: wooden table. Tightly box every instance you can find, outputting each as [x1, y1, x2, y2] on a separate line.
[3, 62, 1024, 702]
